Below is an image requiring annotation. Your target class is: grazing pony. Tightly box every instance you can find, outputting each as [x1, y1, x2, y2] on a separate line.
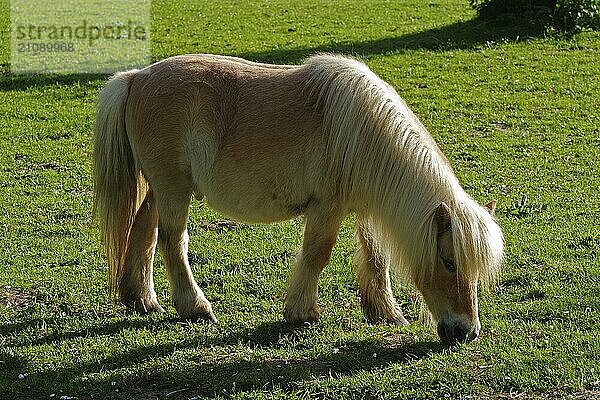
[93, 54, 504, 344]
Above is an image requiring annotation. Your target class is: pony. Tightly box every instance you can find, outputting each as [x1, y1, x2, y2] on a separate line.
[93, 53, 504, 344]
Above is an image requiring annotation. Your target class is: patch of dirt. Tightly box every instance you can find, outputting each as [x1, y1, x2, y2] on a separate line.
[0, 285, 34, 308]
[493, 121, 512, 132]
[198, 220, 244, 234]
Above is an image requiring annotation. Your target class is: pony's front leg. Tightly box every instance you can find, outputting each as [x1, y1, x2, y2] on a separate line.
[119, 189, 164, 314]
[156, 191, 216, 322]
[284, 205, 345, 323]
[356, 219, 408, 325]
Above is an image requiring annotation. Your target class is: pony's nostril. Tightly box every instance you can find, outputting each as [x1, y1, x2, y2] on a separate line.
[467, 328, 479, 342]
[437, 320, 452, 344]
[453, 324, 469, 342]
[438, 319, 474, 344]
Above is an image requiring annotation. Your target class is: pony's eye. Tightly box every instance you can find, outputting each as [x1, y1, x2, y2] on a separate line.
[442, 258, 456, 273]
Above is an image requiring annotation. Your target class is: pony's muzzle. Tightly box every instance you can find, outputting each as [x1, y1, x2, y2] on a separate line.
[437, 317, 480, 345]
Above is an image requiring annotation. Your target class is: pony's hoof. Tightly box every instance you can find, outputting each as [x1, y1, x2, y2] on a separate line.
[175, 299, 218, 323]
[124, 297, 165, 315]
[364, 314, 409, 325]
[283, 305, 320, 324]
[392, 315, 410, 326]
[181, 310, 218, 323]
[362, 304, 409, 325]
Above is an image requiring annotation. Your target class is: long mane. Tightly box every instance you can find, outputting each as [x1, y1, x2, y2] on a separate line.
[301, 54, 503, 288]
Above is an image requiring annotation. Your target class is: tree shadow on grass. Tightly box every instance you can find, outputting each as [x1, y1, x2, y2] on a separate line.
[0, 71, 107, 92]
[4, 319, 447, 399]
[235, 16, 545, 65]
[0, 15, 544, 92]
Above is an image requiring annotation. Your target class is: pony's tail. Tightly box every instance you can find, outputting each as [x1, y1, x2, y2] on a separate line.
[93, 69, 147, 298]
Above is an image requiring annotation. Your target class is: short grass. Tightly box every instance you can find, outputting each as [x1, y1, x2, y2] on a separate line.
[1, 0, 599, 399]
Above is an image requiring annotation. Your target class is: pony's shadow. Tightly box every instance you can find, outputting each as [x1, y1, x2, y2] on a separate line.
[224, 319, 306, 347]
[158, 321, 446, 397]
[1, 314, 185, 347]
[5, 317, 446, 397]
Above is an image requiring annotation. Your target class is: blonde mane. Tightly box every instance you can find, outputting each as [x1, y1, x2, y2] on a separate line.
[301, 54, 503, 289]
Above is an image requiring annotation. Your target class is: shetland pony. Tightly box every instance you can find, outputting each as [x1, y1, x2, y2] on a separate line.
[93, 54, 504, 344]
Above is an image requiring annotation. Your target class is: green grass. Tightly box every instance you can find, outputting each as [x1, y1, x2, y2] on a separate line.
[9, 0, 150, 74]
[1, 0, 599, 399]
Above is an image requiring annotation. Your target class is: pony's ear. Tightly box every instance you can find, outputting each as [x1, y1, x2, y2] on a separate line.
[435, 202, 452, 233]
[484, 200, 497, 216]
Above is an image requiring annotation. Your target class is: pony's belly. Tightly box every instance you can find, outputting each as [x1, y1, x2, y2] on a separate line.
[196, 135, 317, 223]
[202, 174, 310, 223]
[203, 190, 305, 223]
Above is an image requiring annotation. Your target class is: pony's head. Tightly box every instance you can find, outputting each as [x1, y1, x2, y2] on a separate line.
[415, 200, 503, 344]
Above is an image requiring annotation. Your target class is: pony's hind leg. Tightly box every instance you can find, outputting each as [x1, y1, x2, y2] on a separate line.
[119, 189, 164, 314]
[156, 190, 216, 322]
[356, 219, 408, 325]
[284, 205, 345, 323]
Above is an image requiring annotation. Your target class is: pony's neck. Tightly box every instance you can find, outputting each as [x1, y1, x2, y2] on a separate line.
[349, 115, 465, 277]
[354, 120, 462, 231]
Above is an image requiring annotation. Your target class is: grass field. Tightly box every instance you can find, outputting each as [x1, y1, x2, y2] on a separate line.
[1, 0, 599, 399]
